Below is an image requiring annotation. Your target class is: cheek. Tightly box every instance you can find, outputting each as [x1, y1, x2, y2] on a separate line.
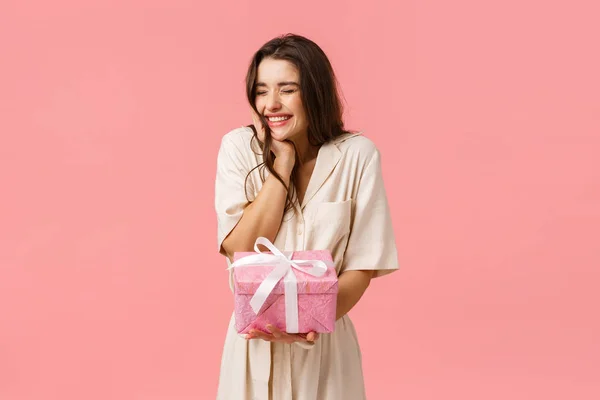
[290, 97, 306, 119]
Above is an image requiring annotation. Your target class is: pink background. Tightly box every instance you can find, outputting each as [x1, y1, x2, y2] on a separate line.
[1, 1, 599, 399]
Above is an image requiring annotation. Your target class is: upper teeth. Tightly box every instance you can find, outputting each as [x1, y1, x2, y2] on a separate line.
[269, 116, 290, 122]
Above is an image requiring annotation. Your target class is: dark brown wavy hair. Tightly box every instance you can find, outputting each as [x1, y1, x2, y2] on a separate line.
[245, 33, 349, 212]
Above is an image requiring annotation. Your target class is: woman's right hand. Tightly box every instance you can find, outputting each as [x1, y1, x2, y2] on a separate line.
[251, 109, 295, 176]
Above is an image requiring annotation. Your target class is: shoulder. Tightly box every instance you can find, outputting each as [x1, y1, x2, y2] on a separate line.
[220, 126, 255, 150]
[217, 126, 259, 170]
[332, 131, 381, 164]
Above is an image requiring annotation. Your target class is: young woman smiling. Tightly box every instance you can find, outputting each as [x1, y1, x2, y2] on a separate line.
[215, 34, 399, 400]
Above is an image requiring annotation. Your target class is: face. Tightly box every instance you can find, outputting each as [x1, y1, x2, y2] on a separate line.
[254, 57, 308, 142]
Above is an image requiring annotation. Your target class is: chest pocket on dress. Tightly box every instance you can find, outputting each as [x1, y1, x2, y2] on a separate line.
[311, 199, 352, 248]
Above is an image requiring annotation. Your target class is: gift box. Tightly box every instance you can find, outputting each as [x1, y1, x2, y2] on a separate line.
[229, 238, 338, 334]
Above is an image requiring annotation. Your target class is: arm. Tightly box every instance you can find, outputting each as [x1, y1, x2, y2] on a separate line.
[221, 158, 292, 262]
[261, 269, 375, 348]
[335, 270, 375, 320]
[334, 146, 399, 319]
[220, 115, 297, 261]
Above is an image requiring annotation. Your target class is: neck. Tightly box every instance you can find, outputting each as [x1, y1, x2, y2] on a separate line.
[291, 133, 320, 165]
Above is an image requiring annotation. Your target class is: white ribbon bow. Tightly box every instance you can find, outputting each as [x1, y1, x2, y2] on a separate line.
[227, 237, 330, 333]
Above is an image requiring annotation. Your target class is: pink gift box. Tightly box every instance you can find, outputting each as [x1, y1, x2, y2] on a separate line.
[232, 250, 338, 334]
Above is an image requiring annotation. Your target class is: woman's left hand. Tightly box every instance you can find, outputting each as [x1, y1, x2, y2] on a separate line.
[246, 324, 319, 344]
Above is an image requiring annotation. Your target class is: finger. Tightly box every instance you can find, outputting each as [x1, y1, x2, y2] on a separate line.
[250, 107, 260, 121]
[306, 332, 319, 342]
[251, 118, 262, 134]
[266, 324, 285, 339]
[251, 113, 261, 129]
[290, 334, 311, 343]
[250, 110, 265, 139]
[249, 329, 273, 342]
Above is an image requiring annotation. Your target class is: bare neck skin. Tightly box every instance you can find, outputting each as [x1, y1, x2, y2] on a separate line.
[290, 130, 320, 166]
[289, 131, 320, 205]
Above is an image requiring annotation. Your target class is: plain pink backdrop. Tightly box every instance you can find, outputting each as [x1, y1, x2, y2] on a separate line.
[1, 0, 599, 399]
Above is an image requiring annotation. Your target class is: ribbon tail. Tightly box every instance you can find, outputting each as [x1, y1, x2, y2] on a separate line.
[284, 269, 299, 333]
[249, 262, 288, 314]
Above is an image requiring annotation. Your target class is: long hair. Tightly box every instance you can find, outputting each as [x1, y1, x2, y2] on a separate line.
[244, 33, 348, 212]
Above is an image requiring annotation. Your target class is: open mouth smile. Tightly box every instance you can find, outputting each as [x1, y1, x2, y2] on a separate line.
[265, 114, 292, 127]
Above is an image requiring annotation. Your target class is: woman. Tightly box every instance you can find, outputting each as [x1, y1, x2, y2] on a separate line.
[215, 34, 399, 400]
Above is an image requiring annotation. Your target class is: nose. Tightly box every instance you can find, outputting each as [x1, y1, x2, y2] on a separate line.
[266, 92, 282, 112]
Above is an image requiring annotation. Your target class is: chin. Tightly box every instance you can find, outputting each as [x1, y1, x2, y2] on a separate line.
[270, 129, 293, 142]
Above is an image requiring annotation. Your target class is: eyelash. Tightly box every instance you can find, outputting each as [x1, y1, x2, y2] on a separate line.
[256, 89, 297, 96]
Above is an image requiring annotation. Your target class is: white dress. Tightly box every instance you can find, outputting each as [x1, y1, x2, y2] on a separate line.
[215, 127, 399, 399]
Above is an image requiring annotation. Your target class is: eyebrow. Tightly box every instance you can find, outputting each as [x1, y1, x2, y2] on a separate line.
[255, 81, 299, 87]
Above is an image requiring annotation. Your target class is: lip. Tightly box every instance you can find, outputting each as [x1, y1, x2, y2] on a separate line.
[265, 114, 292, 128]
